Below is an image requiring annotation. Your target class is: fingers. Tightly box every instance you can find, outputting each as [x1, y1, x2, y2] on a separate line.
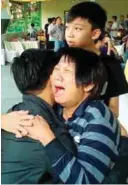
[16, 125, 29, 137]
[35, 115, 50, 127]
[36, 115, 45, 121]
[9, 110, 29, 116]
[19, 120, 33, 127]
[36, 115, 42, 119]
[17, 110, 29, 115]
[35, 115, 44, 124]
[8, 111, 34, 121]
[15, 130, 23, 138]
[20, 114, 34, 121]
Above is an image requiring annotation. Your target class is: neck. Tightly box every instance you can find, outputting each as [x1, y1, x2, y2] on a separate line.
[37, 89, 54, 106]
[63, 95, 89, 120]
[84, 43, 101, 56]
[63, 106, 76, 120]
[31, 83, 54, 106]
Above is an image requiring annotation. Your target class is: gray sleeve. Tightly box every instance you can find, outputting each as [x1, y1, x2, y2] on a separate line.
[49, 26, 59, 40]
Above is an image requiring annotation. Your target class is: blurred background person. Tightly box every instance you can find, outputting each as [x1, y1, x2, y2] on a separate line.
[44, 18, 52, 49]
[124, 15, 128, 34]
[48, 17, 56, 41]
[119, 15, 125, 29]
[49, 17, 65, 52]
[28, 23, 37, 41]
[110, 16, 119, 39]
[47, 17, 56, 50]
[95, 32, 119, 57]
[106, 20, 113, 34]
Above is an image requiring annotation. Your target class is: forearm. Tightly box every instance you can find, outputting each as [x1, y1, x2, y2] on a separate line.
[1, 111, 33, 136]
[109, 97, 119, 117]
[108, 97, 127, 136]
[44, 138, 89, 184]
[44, 135, 110, 184]
[118, 120, 128, 136]
[107, 45, 111, 55]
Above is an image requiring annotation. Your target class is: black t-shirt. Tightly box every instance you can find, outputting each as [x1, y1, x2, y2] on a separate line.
[44, 23, 49, 35]
[100, 54, 128, 104]
[63, 43, 128, 104]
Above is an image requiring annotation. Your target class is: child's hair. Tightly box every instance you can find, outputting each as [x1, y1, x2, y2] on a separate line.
[67, 1, 107, 31]
[112, 16, 117, 21]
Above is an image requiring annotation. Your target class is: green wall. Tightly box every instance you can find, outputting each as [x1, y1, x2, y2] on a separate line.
[41, 0, 128, 29]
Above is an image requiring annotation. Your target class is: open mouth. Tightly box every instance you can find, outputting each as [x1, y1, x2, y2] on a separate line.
[54, 85, 65, 97]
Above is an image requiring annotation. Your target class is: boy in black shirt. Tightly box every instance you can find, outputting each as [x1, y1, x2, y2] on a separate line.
[64, 1, 128, 118]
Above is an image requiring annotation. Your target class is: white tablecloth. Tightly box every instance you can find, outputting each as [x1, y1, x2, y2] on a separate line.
[21, 41, 39, 50]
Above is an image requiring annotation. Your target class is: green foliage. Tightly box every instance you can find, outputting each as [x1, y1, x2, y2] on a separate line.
[7, 2, 41, 33]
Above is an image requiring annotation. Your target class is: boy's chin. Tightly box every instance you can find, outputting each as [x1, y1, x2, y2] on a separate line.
[67, 42, 76, 47]
[68, 44, 76, 47]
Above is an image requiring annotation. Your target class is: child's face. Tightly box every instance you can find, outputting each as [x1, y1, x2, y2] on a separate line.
[65, 17, 95, 49]
[50, 56, 87, 108]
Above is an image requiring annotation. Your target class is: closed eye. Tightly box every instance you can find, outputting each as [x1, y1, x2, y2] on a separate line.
[54, 66, 60, 71]
[75, 27, 83, 31]
[65, 69, 72, 73]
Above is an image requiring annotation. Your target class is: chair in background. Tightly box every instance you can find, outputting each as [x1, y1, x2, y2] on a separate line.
[4, 41, 24, 63]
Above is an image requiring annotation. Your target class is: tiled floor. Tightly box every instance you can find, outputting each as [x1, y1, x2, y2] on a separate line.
[1, 63, 128, 131]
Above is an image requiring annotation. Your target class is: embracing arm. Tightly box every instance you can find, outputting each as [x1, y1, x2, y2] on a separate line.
[1, 111, 34, 137]
[25, 116, 119, 184]
[44, 119, 119, 184]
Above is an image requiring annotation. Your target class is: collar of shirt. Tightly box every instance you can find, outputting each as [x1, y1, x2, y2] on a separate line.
[57, 98, 91, 122]
[23, 94, 52, 109]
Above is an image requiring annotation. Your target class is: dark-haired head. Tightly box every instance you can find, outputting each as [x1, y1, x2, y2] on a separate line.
[48, 18, 52, 23]
[67, 1, 107, 30]
[11, 49, 57, 94]
[51, 17, 56, 23]
[112, 16, 117, 21]
[31, 23, 35, 27]
[53, 47, 107, 100]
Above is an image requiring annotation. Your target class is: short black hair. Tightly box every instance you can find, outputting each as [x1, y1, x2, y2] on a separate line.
[56, 47, 107, 98]
[11, 49, 57, 94]
[51, 17, 56, 22]
[67, 1, 107, 30]
[112, 16, 117, 21]
[31, 23, 35, 27]
[48, 18, 52, 23]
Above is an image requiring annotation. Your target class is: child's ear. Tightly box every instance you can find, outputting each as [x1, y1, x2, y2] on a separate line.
[84, 84, 95, 92]
[92, 29, 101, 41]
